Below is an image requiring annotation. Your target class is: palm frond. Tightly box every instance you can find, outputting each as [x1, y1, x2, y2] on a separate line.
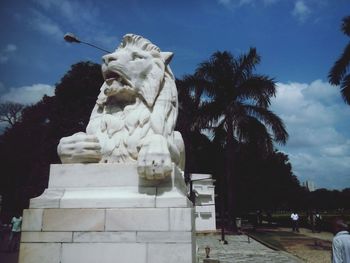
[180, 74, 209, 105]
[196, 100, 225, 129]
[235, 116, 274, 153]
[176, 79, 195, 111]
[237, 75, 276, 107]
[342, 16, 350, 36]
[176, 77, 205, 133]
[340, 74, 350, 104]
[243, 105, 288, 144]
[328, 42, 350, 85]
[234, 48, 261, 83]
[196, 52, 236, 99]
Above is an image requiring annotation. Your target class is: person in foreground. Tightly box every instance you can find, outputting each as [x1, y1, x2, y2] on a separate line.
[8, 213, 22, 252]
[332, 218, 350, 263]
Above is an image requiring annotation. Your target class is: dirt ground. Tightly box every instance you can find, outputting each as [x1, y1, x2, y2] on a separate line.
[250, 227, 333, 263]
[283, 227, 333, 263]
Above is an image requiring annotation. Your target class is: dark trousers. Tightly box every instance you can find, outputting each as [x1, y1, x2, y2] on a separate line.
[8, 231, 21, 252]
[292, 220, 299, 232]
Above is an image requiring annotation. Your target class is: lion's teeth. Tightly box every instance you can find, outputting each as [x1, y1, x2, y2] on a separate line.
[106, 78, 115, 85]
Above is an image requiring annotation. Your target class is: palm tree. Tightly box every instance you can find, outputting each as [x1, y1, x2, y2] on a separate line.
[193, 49, 288, 232]
[176, 77, 218, 181]
[329, 16, 350, 104]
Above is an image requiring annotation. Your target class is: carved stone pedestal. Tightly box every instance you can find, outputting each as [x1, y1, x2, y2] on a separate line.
[19, 164, 195, 263]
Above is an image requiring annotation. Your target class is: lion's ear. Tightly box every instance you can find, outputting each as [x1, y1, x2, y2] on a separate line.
[161, 52, 173, 65]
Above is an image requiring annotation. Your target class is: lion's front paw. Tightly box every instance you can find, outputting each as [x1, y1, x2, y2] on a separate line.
[137, 135, 172, 180]
[57, 132, 102, 164]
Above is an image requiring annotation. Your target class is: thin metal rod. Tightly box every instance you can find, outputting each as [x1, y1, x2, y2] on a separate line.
[80, 41, 111, 53]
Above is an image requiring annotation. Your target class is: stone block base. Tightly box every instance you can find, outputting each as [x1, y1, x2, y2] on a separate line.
[19, 164, 195, 263]
[20, 207, 194, 263]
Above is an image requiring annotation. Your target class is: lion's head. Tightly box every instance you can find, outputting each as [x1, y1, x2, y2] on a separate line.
[101, 34, 174, 107]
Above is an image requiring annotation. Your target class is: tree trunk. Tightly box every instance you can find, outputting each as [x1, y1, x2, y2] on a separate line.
[220, 173, 227, 243]
[226, 120, 237, 231]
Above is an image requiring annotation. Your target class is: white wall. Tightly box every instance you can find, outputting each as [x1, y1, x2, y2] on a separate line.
[191, 174, 216, 232]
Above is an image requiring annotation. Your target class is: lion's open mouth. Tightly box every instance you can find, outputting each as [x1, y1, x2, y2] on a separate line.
[103, 70, 132, 87]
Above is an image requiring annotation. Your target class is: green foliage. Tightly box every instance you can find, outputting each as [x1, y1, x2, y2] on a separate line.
[329, 15, 350, 104]
[0, 61, 103, 213]
[307, 188, 350, 210]
[176, 77, 217, 174]
[234, 149, 301, 212]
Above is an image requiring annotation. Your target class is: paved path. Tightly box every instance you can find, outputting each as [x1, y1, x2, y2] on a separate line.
[1, 233, 302, 263]
[196, 234, 302, 263]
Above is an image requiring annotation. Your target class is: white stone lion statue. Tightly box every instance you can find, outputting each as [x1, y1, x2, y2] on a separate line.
[57, 34, 185, 180]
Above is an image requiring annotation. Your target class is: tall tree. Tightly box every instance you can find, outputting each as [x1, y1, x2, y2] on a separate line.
[0, 101, 25, 128]
[193, 50, 288, 230]
[176, 77, 214, 175]
[234, 148, 301, 212]
[329, 16, 350, 104]
[0, 61, 103, 213]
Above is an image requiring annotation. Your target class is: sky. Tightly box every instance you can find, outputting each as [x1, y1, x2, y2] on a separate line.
[0, 0, 349, 190]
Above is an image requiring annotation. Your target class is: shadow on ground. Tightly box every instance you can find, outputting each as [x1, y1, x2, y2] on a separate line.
[248, 226, 332, 263]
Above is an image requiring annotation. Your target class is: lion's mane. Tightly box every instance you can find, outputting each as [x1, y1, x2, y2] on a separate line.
[86, 34, 181, 166]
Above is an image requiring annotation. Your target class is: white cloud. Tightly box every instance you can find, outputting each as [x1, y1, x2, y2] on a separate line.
[32, 0, 100, 27]
[0, 84, 55, 105]
[30, 0, 113, 47]
[91, 34, 119, 50]
[29, 9, 64, 40]
[271, 80, 350, 189]
[292, 0, 311, 22]
[322, 141, 350, 157]
[5, 44, 17, 52]
[0, 44, 18, 64]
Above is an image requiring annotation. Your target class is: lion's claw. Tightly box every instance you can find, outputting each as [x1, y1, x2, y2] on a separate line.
[137, 135, 172, 180]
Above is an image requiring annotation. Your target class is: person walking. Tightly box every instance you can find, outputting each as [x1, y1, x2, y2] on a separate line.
[331, 218, 350, 263]
[332, 218, 350, 263]
[315, 211, 322, 232]
[310, 211, 316, 233]
[291, 211, 299, 232]
[8, 213, 22, 252]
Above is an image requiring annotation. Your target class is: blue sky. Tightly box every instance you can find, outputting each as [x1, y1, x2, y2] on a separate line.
[0, 0, 349, 189]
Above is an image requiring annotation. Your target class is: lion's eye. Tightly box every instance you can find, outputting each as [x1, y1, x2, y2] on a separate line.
[132, 52, 144, 61]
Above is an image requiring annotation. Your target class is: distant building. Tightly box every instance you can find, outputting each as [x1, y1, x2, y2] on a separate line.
[303, 180, 316, 192]
[190, 174, 216, 232]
